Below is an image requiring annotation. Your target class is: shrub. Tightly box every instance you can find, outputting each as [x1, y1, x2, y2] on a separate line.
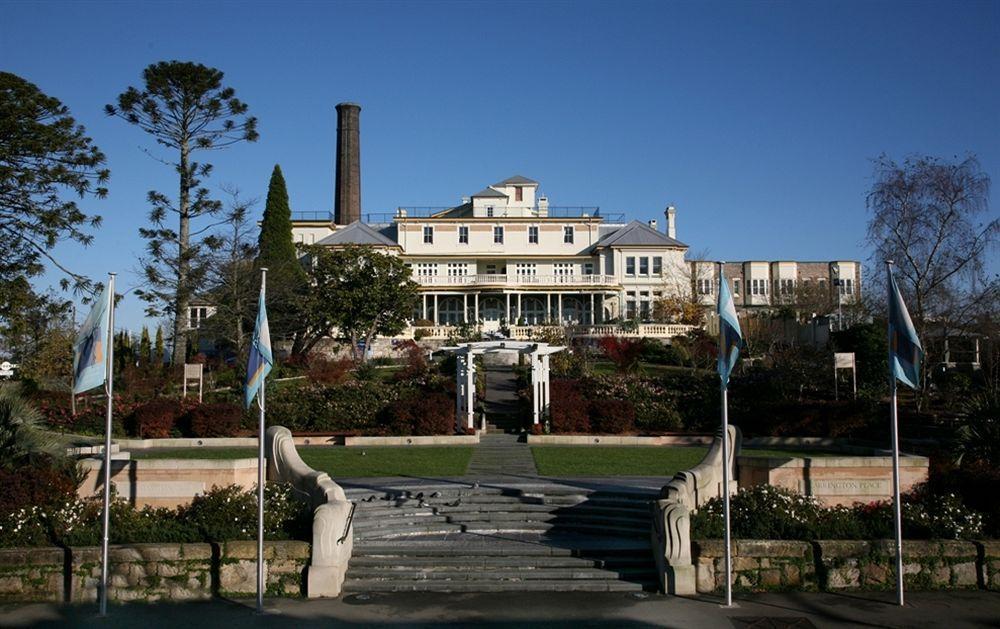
[184, 403, 244, 438]
[0, 459, 80, 519]
[181, 483, 309, 542]
[126, 399, 185, 438]
[599, 336, 643, 373]
[384, 390, 455, 435]
[588, 399, 635, 434]
[549, 379, 590, 433]
[307, 357, 353, 385]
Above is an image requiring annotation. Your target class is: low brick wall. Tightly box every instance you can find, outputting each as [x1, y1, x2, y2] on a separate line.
[0, 541, 309, 603]
[693, 539, 999, 594]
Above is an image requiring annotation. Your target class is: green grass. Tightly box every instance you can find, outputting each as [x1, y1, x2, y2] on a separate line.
[531, 446, 708, 476]
[741, 448, 843, 459]
[129, 446, 473, 477]
[531, 445, 845, 476]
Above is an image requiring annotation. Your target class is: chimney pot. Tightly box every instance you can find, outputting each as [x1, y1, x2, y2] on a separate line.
[334, 103, 362, 225]
[648, 219, 658, 231]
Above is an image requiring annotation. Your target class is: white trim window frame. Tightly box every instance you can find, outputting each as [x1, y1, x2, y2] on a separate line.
[528, 225, 539, 244]
[563, 225, 574, 244]
[422, 225, 433, 244]
[493, 225, 504, 244]
[458, 225, 469, 244]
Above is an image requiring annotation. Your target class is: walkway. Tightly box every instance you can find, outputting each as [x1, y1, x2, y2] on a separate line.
[6, 590, 998, 627]
[466, 366, 537, 477]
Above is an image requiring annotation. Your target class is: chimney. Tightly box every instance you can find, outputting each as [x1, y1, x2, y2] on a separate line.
[334, 103, 361, 225]
[665, 206, 676, 239]
[648, 219, 658, 231]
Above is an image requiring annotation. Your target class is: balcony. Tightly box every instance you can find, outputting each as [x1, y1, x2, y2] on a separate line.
[414, 274, 620, 288]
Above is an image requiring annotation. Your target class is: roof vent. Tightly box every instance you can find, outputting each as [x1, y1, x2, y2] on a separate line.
[648, 219, 658, 231]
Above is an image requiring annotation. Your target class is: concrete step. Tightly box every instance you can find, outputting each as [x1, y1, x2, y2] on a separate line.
[353, 543, 650, 558]
[343, 579, 657, 593]
[348, 555, 652, 569]
[345, 567, 657, 580]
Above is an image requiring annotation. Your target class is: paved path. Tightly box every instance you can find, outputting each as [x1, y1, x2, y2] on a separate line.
[4, 590, 999, 628]
[465, 432, 538, 477]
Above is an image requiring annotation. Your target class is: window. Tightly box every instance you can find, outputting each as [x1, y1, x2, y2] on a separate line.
[493, 226, 504, 244]
[189, 307, 208, 329]
[486, 206, 494, 217]
[626, 256, 636, 275]
[838, 278, 854, 295]
[626, 291, 637, 319]
[653, 257, 662, 275]
[514, 186, 523, 202]
[639, 291, 651, 320]
[639, 257, 649, 275]
[583, 262, 594, 275]
[458, 226, 469, 244]
[485, 264, 497, 275]
[416, 263, 437, 277]
[780, 279, 794, 295]
[447, 263, 468, 277]
[563, 226, 574, 244]
[554, 263, 574, 276]
[422, 226, 433, 244]
[697, 279, 714, 295]
[528, 226, 539, 244]
[751, 279, 768, 295]
[515, 263, 537, 277]
[733, 278, 741, 294]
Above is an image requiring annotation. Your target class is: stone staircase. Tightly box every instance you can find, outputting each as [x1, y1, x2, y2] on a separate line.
[341, 485, 658, 593]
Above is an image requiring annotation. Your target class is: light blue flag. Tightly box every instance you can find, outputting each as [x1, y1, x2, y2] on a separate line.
[717, 273, 743, 386]
[888, 268, 923, 390]
[244, 286, 273, 408]
[73, 284, 111, 394]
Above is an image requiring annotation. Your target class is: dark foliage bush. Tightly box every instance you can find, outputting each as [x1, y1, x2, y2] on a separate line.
[588, 399, 635, 434]
[549, 379, 591, 433]
[184, 403, 244, 438]
[267, 380, 399, 434]
[126, 399, 187, 438]
[599, 336, 643, 373]
[0, 459, 79, 519]
[307, 357, 353, 385]
[383, 390, 455, 436]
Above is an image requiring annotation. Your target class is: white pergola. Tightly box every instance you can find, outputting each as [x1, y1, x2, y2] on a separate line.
[438, 341, 566, 431]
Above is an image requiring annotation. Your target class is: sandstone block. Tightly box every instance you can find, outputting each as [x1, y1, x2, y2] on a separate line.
[220, 560, 266, 593]
[760, 569, 782, 587]
[696, 563, 716, 593]
[952, 562, 978, 587]
[0, 576, 23, 594]
[733, 557, 758, 572]
[818, 540, 869, 559]
[862, 562, 890, 585]
[827, 566, 860, 589]
[939, 541, 977, 559]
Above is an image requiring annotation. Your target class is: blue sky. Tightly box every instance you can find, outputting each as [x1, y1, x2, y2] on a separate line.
[3, 0, 998, 331]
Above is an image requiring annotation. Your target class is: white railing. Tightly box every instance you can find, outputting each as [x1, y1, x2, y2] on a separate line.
[414, 274, 619, 288]
[403, 323, 698, 340]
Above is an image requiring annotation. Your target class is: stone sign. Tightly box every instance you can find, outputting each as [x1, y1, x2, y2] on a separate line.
[802, 478, 891, 496]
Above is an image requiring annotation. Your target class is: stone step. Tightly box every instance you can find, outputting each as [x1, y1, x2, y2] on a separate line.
[342, 579, 657, 593]
[355, 522, 649, 540]
[345, 567, 657, 581]
[348, 555, 652, 569]
[354, 544, 650, 558]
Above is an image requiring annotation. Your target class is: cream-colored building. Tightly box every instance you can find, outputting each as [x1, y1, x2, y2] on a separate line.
[289, 176, 860, 334]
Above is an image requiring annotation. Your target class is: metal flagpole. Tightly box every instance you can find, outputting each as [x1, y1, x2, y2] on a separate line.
[887, 260, 904, 606]
[71, 304, 77, 416]
[256, 268, 267, 615]
[718, 261, 733, 607]
[99, 273, 116, 617]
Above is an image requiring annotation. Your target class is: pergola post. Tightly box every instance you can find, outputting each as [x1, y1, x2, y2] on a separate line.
[455, 352, 466, 432]
[465, 349, 476, 429]
[530, 351, 541, 425]
[541, 354, 551, 417]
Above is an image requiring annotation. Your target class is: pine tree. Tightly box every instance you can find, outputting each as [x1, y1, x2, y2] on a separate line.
[154, 326, 164, 367]
[256, 165, 308, 352]
[139, 326, 152, 367]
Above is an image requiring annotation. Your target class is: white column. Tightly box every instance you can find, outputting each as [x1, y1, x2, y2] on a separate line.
[474, 293, 479, 323]
[516, 293, 522, 324]
[433, 294, 439, 325]
[463, 293, 468, 323]
[530, 351, 540, 425]
[547, 293, 552, 323]
[589, 293, 595, 324]
[422, 293, 427, 320]
[506, 293, 511, 323]
[465, 352, 475, 428]
[558, 293, 563, 325]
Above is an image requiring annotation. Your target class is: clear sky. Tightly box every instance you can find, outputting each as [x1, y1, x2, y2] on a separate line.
[3, 0, 998, 331]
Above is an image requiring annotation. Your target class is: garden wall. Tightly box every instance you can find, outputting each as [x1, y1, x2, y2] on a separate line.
[693, 539, 1000, 594]
[78, 457, 258, 509]
[0, 541, 309, 602]
[737, 453, 929, 507]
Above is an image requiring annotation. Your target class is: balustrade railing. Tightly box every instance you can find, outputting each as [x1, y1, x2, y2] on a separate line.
[403, 323, 698, 340]
[414, 274, 619, 287]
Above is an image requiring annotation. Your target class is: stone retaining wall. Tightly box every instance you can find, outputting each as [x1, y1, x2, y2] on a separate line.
[0, 541, 309, 602]
[693, 539, 1000, 594]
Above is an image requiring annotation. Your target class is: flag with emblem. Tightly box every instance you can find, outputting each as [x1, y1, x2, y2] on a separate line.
[73, 283, 112, 394]
[244, 284, 273, 407]
[717, 274, 743, 386]
[888, 268, 923, 390]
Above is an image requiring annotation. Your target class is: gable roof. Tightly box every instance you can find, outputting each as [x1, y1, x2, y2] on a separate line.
[315, 221, 399, 247]
[493, 175, 538, 186]
[471, 186, 508, 198]
[595, 220, 687, 248]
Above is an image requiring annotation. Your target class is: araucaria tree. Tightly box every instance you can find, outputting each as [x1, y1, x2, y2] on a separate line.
[866, 154, 998, 389]
[256, 165, 308, 353]
[106, 61, 258, 364]
[0, 72, 109, 291]
[302, 245, 418, 362]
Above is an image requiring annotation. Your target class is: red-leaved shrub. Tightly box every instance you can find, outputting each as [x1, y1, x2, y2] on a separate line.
[126, 399, 185, 438]
[599, 336, 643, 373]
[589, 399, 636, 434]
[0, 460, 79, 517]
[307, 357, 353, 385]
[549, 379, 591, 433]
[385, 390, 455, 435]
[185, 403, 244, 438]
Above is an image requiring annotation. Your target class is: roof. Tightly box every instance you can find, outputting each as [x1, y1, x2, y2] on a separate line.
[493, 175, 538, 186]
[471, 187, 508, 198]
[315, 221, 399, 247]
[431, 202, 475, 218]
[594, 220, 687, 248]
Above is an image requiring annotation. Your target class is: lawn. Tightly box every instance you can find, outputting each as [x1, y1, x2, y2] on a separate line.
[531, 446, 845, 476]
[130, 446, 473, 477]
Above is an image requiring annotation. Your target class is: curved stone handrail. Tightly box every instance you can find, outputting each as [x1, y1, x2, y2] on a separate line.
[651, 425, 741, 595]
[265, 425, 353, 598]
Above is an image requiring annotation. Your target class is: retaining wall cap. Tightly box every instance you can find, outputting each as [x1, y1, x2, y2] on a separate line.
[736, 540, 812, 558]
[692, 540, 726, 556]
[938, 540, 980, 558]
[815, 540, 872, 558]
[977, 540, 1000, 556]
[220, 540, 309, 561]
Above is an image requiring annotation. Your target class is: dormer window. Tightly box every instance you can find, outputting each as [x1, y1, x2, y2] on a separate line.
[486, 206, 494, 217]
[514, 186, 523, 202]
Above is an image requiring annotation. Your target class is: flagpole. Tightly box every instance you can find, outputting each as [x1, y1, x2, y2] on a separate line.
[71, 303, 77, 417]
[887, 260, 904, 607]
[256, 268, 267, 615]
[718, 261, 733, 607]
[99, 273, 116, 617]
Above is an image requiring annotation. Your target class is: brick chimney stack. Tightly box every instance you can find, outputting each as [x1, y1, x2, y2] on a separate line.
[334, 103, 361, 225]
